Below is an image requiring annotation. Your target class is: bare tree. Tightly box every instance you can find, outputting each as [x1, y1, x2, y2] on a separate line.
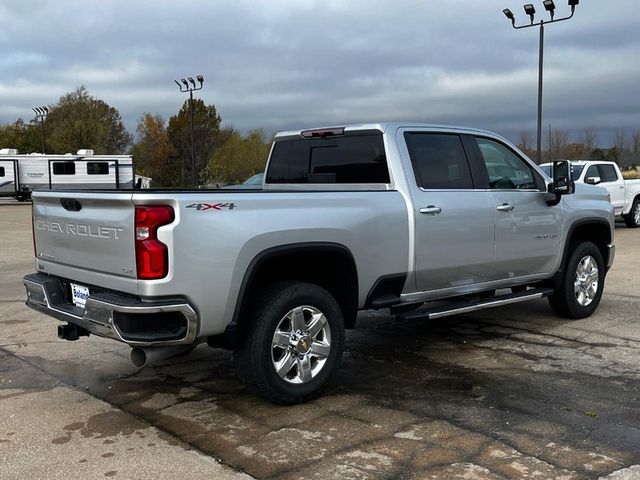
[517, 131, 535, 158]
[614, 128, 627, 152]
[630, 129, 640, 170]
[631, 129, 640, 154]
[548, 129, 570, 160]
[579, 127, 598, 158]
[614, 128, 630, 168]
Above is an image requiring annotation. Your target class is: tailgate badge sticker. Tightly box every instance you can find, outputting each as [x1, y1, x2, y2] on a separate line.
[186, 202, 236, 211]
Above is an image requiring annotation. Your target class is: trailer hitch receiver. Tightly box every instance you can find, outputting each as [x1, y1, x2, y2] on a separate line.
[58, 323, 90, 341]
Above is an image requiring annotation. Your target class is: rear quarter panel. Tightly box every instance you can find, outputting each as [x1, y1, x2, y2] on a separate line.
[132, 190, 409, 336]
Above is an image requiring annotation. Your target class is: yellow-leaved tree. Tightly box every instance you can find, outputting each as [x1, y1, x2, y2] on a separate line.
[132, 113, 178, 187]
[202, 129, 271, 187]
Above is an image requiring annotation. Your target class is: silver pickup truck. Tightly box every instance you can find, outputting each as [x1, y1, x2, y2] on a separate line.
[24, 123, 615, 403]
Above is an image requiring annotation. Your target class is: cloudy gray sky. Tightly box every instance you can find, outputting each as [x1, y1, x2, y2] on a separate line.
[1, 0, 638, 145]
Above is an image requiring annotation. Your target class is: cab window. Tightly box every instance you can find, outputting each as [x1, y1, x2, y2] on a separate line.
[267, 134, 389, 184]
[475, 137, 539, 190]
[584, 165, 599, 181]
[404, 133, 474, 189]
[598, 164, 618, 183]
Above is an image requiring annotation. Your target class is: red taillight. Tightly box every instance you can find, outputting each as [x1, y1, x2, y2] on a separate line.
[135, 205, 174, 280]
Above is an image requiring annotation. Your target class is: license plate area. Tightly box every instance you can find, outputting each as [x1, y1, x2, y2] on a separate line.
[70, 283, 90, 308]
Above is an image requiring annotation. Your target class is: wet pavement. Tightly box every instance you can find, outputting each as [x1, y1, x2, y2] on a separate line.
[1, 200, 640, 479]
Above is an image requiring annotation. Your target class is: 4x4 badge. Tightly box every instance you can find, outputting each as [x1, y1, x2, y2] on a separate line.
[186, 202, 236, 211]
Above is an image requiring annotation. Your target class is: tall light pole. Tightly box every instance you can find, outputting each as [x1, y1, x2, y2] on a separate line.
[502, 0, 579, 164]
[174, 75, 204, 188]
[32, 106, 48, 153]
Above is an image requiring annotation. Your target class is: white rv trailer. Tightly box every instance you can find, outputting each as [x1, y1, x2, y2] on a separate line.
[0, 149, 147, 201]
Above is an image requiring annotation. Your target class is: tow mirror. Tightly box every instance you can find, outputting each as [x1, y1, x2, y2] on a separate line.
[548, 160, 574, 195]
[585, 176, 601, 185]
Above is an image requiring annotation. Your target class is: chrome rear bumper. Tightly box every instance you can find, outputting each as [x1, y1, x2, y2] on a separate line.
[23, 273, 198, 347]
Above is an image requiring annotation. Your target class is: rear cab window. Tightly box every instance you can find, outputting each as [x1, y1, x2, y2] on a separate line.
[266, 132, 389, 184]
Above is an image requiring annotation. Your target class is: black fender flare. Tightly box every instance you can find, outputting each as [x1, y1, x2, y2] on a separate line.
[229, 241, 359, 330]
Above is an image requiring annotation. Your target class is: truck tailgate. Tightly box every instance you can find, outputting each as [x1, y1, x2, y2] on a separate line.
[32, 191, 137, 279]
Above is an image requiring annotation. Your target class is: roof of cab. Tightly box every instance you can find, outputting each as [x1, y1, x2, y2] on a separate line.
[274, 122, 504, 140]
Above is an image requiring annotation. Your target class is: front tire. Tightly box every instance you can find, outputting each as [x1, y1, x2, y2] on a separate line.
[548, 241, 605, 319]
[623, 199, 640, 228]
[234, 282, 345, 404]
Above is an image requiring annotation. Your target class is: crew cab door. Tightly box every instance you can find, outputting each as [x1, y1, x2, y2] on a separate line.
[585, 163, 626, 213]
[401, 131, 495, 291]
[471, 136, 561, 279]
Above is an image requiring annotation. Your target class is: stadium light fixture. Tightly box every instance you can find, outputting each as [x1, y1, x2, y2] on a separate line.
[500, 1, 580, 164]
[173, 75, 205, 188]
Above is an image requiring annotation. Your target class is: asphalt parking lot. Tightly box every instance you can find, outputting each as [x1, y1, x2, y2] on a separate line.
[1, 200, 639, 480]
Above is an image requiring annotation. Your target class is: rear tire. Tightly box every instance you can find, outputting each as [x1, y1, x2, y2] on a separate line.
[548, 241, 604, 319]
[234, 281, 345, 404]
[623, 199, 640, 228]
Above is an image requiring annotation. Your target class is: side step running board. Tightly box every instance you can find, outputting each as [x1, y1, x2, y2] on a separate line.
[395, 287, 554, 321]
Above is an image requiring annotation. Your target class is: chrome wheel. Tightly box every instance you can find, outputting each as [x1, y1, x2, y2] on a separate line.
[574, 255, 599, 307]
[634, 203, 640, 225]
[271, 306, 331, 384]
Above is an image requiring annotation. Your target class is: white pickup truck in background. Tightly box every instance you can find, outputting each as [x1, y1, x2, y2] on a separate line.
[541, 160, 640, 228]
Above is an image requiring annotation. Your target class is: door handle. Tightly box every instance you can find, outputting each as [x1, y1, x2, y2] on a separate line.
[420, 205, 442, 215]
[496, 203, 514, 212]
[620, 186, 625, 189]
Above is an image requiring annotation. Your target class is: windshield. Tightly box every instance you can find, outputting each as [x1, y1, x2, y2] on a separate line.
[540, 164, 584, 181]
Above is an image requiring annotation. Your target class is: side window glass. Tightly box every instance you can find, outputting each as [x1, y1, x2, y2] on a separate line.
[476, 138, 538, 190]
[584, 165, 599, 181]
[87, 162, 109, 175]
[597, 164, 618, 183]
[404, 133, 474, 189]
[0, 167, 5, 177]
[52, 162, 76, 175]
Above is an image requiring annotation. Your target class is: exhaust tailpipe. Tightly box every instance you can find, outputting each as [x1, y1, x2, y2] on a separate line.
[130, 345, 193, 368]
